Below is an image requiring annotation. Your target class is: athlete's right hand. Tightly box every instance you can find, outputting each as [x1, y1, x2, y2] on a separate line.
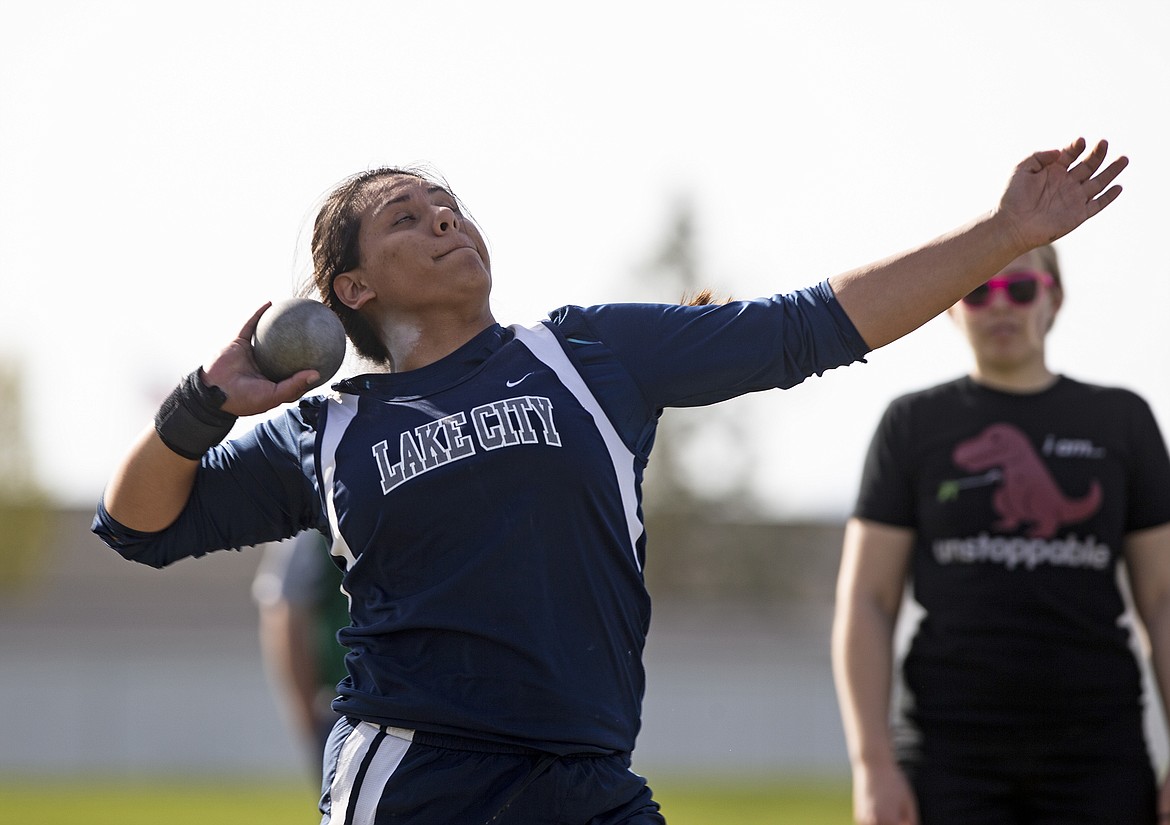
[202, 303, 321, 417]
[852, 762, 919, 825]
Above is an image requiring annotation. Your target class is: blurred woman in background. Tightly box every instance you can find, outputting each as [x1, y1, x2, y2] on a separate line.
[833, 244, 1170, 825]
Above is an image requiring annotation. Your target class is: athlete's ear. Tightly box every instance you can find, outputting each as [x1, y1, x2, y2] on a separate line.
[334, 270, 375, 311]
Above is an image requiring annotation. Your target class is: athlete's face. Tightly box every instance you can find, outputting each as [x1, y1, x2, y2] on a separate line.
[948, 249, 1062, 373]
[333, 175, 492, 319]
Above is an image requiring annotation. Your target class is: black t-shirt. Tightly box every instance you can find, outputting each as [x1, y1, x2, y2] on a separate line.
[856, 376, 1170, 730]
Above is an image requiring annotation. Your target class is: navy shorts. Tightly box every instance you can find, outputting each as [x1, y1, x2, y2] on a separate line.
[319, 718, 666, 825]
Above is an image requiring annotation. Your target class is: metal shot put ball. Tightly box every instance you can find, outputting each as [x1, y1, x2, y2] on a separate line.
[252, 298, 347, 389]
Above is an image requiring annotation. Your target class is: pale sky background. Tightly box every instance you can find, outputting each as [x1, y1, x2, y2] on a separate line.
[1, 0, 1167, 519]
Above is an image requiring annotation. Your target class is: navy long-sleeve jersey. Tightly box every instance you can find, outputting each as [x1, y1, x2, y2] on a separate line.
[94, 284, 869, 756]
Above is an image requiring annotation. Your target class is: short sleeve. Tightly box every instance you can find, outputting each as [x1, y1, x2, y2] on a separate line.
[1120, 394, 1170, 533]
[853, 395, 918, 528]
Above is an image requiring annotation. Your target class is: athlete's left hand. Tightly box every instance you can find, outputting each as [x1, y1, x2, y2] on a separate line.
[997, 137, 1127, 250]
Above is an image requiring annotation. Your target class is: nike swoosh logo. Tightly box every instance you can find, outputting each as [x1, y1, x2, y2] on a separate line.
[506, 372, 534, 388]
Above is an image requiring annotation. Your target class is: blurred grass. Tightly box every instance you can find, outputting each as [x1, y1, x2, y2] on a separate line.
[0, 777, 319, 824]
[655, 776, 851, 824]
[0, 774, 851, 824]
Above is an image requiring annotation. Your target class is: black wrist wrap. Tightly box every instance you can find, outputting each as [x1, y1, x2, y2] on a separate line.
[154, 369, 238, 460]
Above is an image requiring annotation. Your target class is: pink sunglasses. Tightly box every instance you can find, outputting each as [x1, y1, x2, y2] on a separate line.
[962, 271, 1055, 308]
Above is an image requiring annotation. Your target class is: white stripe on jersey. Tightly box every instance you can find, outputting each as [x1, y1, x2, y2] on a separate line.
[320, 393, 361, 570]
[510, 322, 646, 572]
[326, 722, 413, 825]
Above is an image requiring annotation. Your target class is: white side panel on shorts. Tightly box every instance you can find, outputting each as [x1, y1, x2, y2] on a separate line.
[327, 722, 413, 825]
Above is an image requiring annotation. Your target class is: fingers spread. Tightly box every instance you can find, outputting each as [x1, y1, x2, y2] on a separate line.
[1086, 184, 1124, 217]
[1069, 139, 1112, 181]
[1022, 148, 1062, 173]
[1056, 136, 1088, 168]
[1085, 155, 1130, 197]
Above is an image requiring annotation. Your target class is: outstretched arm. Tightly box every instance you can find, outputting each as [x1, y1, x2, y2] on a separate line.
[831, 138, 1127, 349]
[103, 303, 321, 532]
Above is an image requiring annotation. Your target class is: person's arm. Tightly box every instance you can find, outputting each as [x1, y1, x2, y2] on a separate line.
[253, 533, 339, 756]
[258, 597, 320, 726]
[1123, 523, 1170, 820]
[831, 138, 1126, 349]
[832, 517, 919, 825]
[103, 304, 322, 532]
[258, 596, 330, 749]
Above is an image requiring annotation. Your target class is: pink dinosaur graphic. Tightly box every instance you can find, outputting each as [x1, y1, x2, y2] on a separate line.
[952, 422, 1102, 539]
